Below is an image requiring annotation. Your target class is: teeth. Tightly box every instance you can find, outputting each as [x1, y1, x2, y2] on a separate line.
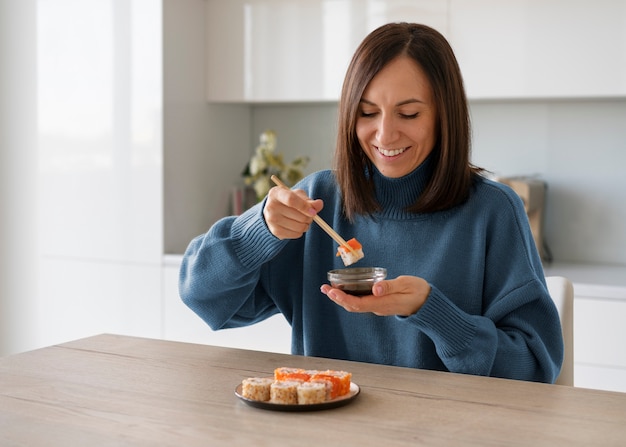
[377, 146, 406, 157]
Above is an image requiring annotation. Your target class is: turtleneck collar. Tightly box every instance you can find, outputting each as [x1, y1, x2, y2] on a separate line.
[370, 152, 435, 219]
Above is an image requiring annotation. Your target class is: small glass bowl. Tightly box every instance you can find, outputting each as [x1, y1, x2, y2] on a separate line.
[327, 267, 387, 296]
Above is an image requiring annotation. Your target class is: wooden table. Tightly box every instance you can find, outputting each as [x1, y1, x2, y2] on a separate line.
[1, 334, 625, 446]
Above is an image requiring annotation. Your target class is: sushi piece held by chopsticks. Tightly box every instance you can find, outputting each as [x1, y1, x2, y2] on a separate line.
[270, 175, 364, 266]
[336, 238, 364, 267]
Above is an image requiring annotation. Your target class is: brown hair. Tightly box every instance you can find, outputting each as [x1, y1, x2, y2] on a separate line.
[334, 22, 482, 221]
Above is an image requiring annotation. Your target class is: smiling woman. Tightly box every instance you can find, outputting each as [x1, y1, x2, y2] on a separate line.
[180, 22, 564, 385]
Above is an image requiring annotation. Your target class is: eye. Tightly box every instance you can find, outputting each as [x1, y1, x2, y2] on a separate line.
[359, 109, 377, 118]
[400, 112, 419, 119]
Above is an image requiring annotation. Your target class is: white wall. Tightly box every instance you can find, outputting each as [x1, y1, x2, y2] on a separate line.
[163, 0, 251, 254]
[471, 99, 626, 265]
[251, 99, 626, 266]
[250, 103, 338, 175]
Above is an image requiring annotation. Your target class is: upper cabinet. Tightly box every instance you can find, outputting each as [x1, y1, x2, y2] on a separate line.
[206, 0, 626, 102]
[449, 0, 626, 99]
[205, 0, 447, 102]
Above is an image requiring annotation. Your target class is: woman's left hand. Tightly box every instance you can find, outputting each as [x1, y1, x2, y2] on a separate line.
[320, 276, 432, 317]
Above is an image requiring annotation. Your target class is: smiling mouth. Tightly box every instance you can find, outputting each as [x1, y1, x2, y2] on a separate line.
[376, 146, 408, 157]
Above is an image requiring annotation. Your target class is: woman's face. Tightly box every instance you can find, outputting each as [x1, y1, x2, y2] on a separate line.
[356, 56, 438, 179]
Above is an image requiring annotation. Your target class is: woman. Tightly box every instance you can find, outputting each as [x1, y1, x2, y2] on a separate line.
[179, 23, 563, 383]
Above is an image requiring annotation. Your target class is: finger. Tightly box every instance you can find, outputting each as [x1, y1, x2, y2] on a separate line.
[372, 280, 391, 297]
[320, 286, 371, 313]
[267, 200, 312, 226]
[264, 210, 312, 239]
[372, 277, 417, 297]
[266, 220, 312, 240]
[263, 195, 310, 240]
[321, 284, 403, 316]
[278, 187, 320, 219]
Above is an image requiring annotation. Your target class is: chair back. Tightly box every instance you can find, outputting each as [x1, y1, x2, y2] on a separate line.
[545, 276, 574, 386]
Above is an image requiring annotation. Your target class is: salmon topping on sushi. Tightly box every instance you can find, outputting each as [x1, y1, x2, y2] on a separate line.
[336, 238, 364, 266]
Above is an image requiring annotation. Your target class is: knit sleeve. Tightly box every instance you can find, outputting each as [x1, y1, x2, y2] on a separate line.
[178, 200, 288, 331]
[405, 284, 497, 375]
[405, 279, 562, 383]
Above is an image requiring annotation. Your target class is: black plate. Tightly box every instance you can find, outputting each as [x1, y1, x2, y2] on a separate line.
[235, 382, 360, 412]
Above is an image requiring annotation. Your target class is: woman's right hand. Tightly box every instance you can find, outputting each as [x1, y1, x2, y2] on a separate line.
[263, 185, 324, 240]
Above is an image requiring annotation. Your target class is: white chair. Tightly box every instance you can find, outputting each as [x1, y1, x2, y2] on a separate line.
[545, 276, 574, 386]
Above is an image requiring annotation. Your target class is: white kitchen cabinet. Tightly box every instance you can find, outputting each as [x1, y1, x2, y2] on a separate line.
[32, 0, 165, 350]
[574, 295, 626, 392]
[545, 263, 626, 392]
[448, 0, 626, 99]
[37, 0, 164, 265]
[206, 0, 626, 102]
[38, 258, 163, 347]
[205, 0, 448, 102]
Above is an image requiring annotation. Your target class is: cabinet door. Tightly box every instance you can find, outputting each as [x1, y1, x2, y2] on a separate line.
[38, 258, 162, 346]
[206, 0, 447, 102]
[573, 288, 626, 392]
[38, 0, 163, 263]
[449, 0, 626, 98]
[575, 296, 626, 369]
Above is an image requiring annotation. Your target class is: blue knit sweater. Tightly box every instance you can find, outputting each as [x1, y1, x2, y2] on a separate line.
[179, 159, 563, 383]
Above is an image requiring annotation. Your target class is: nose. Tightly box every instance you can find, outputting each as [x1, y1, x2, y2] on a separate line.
[376, 113, 398, 147]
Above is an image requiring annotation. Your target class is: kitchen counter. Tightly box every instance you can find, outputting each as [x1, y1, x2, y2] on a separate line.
[544, 261, 626, 299]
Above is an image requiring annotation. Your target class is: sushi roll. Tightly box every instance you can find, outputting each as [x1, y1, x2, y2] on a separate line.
[336, 238, 364, 267]
[310, 370, 352, 399]
[265, 367, 353, 404]
[297, 381, 328, 404]
[241, 377, 273, 401]
[270, 380, 300, 404]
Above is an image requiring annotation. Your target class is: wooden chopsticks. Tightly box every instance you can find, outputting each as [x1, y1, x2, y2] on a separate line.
[270, 175, 356, 253]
